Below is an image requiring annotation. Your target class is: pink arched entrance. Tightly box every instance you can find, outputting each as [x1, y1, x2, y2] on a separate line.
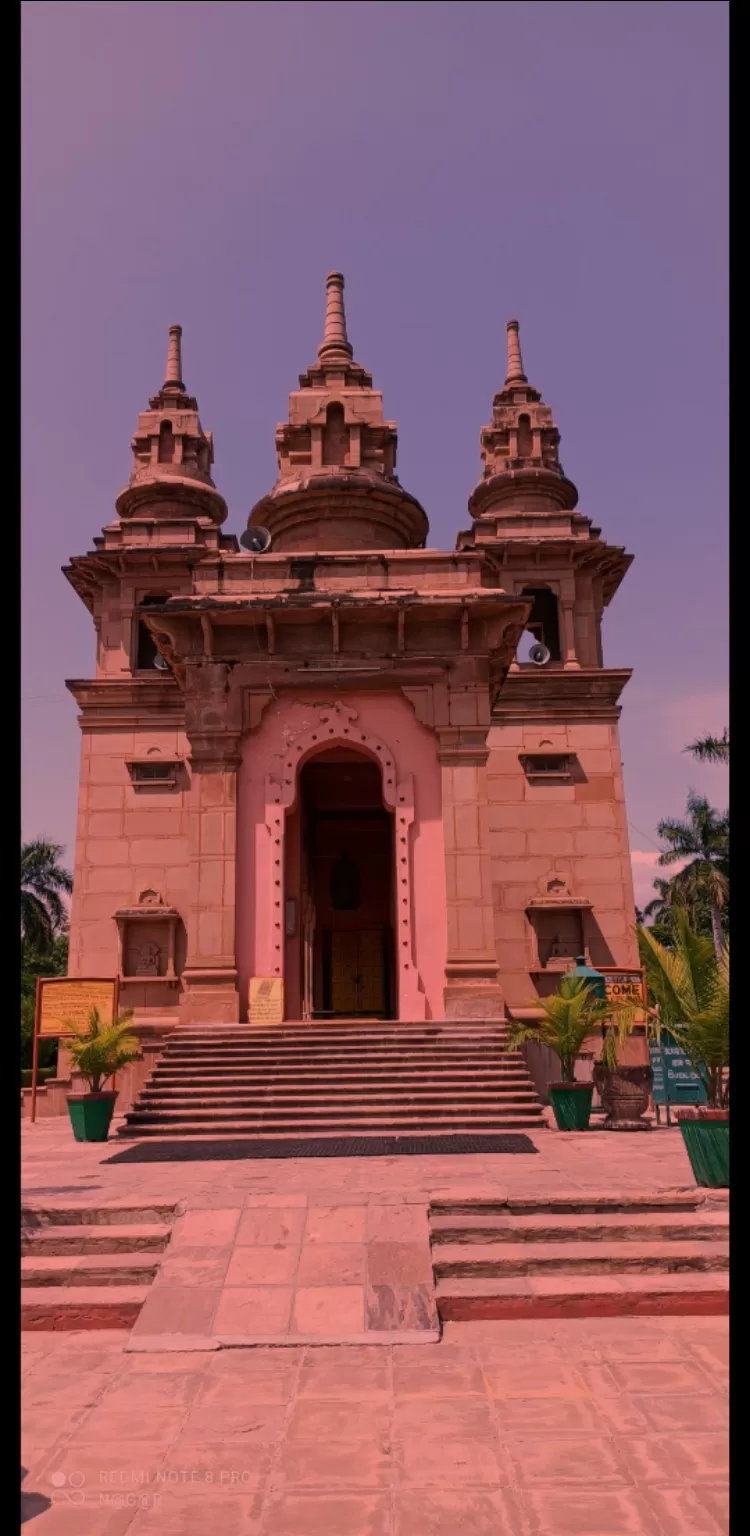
[263, 706, 424, 1020]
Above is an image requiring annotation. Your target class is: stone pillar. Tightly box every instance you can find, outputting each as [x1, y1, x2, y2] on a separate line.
[181, 664, 241, 1023]
[560, 576, 580, 669]
[438, 726, 503, 1019]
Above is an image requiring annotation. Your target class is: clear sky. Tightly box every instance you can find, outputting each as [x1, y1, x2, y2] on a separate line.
[22, 1, 728, 910]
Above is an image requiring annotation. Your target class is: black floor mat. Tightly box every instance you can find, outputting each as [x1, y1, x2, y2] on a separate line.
[105, 1133, 539, 1163]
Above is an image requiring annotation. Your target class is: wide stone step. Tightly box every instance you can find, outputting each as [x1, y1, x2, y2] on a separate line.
[120, 1114, 545, 1137]
[429, 1210, 729, 1244]
[21, 1202, 179, 1227]
[21, 1223, 172, 1256]
[430, 1193, 706, 1216]
[21, 1254, 161, 1287]
[434, 1273, 729, 1320]
[125, 1100, 544, 1124]
[21, 1285, 152, 1330]
[432, 1239, 730, 1277]
[139, 1088, 541, 1105]
[159, 1050, 521, 1064]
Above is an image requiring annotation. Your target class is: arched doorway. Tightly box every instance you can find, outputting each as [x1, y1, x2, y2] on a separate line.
[292, 747, 396, 1019]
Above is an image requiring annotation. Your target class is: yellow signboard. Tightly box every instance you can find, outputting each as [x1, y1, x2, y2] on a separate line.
[249, 976, 284, 1025]
[599, 968, 647, 1020]
[37, 978, 119, 1039]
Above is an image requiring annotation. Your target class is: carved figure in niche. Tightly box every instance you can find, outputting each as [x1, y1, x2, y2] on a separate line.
[135, 943, 161, 976]
[138, 889, 164, 907]
[330, 854, 361, 912]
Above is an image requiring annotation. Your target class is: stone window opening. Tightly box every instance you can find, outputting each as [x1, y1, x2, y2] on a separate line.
[517, 586, 562, 662]
[135, 594, 171, 671]
[157, 420, 175, 463]
[322, 402, 349, 467]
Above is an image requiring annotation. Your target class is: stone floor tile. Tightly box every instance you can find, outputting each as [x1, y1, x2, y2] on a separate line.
[129, 1492, 264, 1533]
[243, 1194, 308, 1207]
[130, 1285, 220, 1339]
[296, 1359, 390, 1400]
[664, 1436, 730, 1482]
[366, 1241, 432, 1285]
[636, 1394, 728, 1432]
[505, 1434, 630, 1487]
[481, 1362, 589, 1399]
[394, 1433, 510, 1487]
[152, 1252, 233, 1287]
[261, 1492, 391, 1536]
[18, 1498, 139, 1536]
[521, 1487, 663, 1534]
[392, 1395, 495, 1438]
[394, 1489, 523, 1535]
[212, 1285, 294, 1336]
[609, 1361, 720, 1395]
[491, 1395, 601, 1432]
[293, 1284, 364, 1335]
[286, 1399, 391, 1442]
[178, 1401, 286, 1444]
[196, 1360, 298, 1404]
[171, 1210, 240, 1248]
[275, 1439, 391, 1489]
[392, 1359, 485, 1398]
[235, 1207, 307, 1246]
[367, 1204, 429, 1243]
[303, 1205, 368, 1244]
[642, 1484, 725, 1534]
[365, 1282, 437, 1333]
[224, 1244, 300, 1286]
[296, 1242, 367, 1285]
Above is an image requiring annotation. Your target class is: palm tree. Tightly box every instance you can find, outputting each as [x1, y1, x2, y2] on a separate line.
[685, 730, 729, 764]
[638, 910, 729, 1108]
[657, 794, 728, 959]
[21, 840, 73, 955]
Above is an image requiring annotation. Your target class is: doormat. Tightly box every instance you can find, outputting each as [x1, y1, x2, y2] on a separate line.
[106, 1133, 540, 1163]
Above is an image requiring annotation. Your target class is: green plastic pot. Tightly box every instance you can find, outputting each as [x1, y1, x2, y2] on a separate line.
[676, 1109, 729, 1188]
[66, 1092, 117, 1143]
[548, 1082, 594, 1132]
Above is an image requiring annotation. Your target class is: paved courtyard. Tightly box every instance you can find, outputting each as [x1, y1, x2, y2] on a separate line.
[22, 1317, 728, 1535]
[22, 1118, 729, 1533]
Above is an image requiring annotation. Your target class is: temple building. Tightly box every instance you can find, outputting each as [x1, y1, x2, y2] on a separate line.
[64, 274, 638, 1046]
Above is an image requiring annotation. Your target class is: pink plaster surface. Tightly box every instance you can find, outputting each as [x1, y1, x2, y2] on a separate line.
[237, 692, 447, 1020]
[22, 1317, 728, 1533]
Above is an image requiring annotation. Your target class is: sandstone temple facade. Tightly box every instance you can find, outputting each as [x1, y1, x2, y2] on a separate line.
[64, 274, 638, 1034]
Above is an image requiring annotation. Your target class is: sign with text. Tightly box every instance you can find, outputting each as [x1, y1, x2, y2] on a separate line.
[37, 977, 119, 1039]
[649, 1037, 707, 1106]
[598, 968, 647, 1012]
[249, 977, 284, 1025]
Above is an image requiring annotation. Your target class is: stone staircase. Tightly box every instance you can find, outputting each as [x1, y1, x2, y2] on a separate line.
[121, 1021, 546, 1138]
[21, 1201, 179, 1330]
[430, 1192, 729, 1320]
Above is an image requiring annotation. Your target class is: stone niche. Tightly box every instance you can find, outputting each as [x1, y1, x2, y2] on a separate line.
[526, 876, 593, 976]
[114, 889, 183, 986]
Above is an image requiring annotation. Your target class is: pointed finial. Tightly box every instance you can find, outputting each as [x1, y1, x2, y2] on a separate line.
[505, 319, 527, 384]
[318, 272, 353, 360]
[163, 324, 185, 390]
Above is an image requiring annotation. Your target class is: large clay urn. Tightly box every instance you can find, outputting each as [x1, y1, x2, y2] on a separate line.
[593, 1064, 654, 1130]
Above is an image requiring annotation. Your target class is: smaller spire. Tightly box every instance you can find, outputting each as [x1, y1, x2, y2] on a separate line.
[505, 319, 527, 385]
[163, 324, 185, 391]
[318, 272, 353, 360]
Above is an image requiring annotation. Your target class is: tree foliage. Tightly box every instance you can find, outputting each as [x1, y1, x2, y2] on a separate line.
[638, 910, 729, 1108]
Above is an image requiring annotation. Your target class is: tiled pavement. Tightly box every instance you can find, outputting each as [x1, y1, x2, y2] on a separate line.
[21, 1317, 728, 1534]
[22, 1119, 729, 1531]
[129, 1197, 438, 1349]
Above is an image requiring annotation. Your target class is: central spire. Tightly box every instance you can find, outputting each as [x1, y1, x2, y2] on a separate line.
[318, 272, 353, 361]
[163, 324, 185, 392]
[505, 319, 527, 385]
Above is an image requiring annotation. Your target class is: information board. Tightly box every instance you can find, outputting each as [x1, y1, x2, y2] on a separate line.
[37, 978, 119, 1039]
[599, 968, 647, 1014]
[249, 977, 284, 1025]
[649, 1037, 707, 1106]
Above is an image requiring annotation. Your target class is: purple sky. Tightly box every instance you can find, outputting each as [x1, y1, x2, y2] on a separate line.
[22, 1, 728, 909]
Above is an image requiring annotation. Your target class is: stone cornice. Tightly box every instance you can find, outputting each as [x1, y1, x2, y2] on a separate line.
[66, 677, 185, 728]
[492, 667, 632, 722]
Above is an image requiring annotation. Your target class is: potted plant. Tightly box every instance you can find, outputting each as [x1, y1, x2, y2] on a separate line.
[64, 1007, 141, 1143]
[506, 974, 636, 1131]
[638, 911, 729, 1187]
